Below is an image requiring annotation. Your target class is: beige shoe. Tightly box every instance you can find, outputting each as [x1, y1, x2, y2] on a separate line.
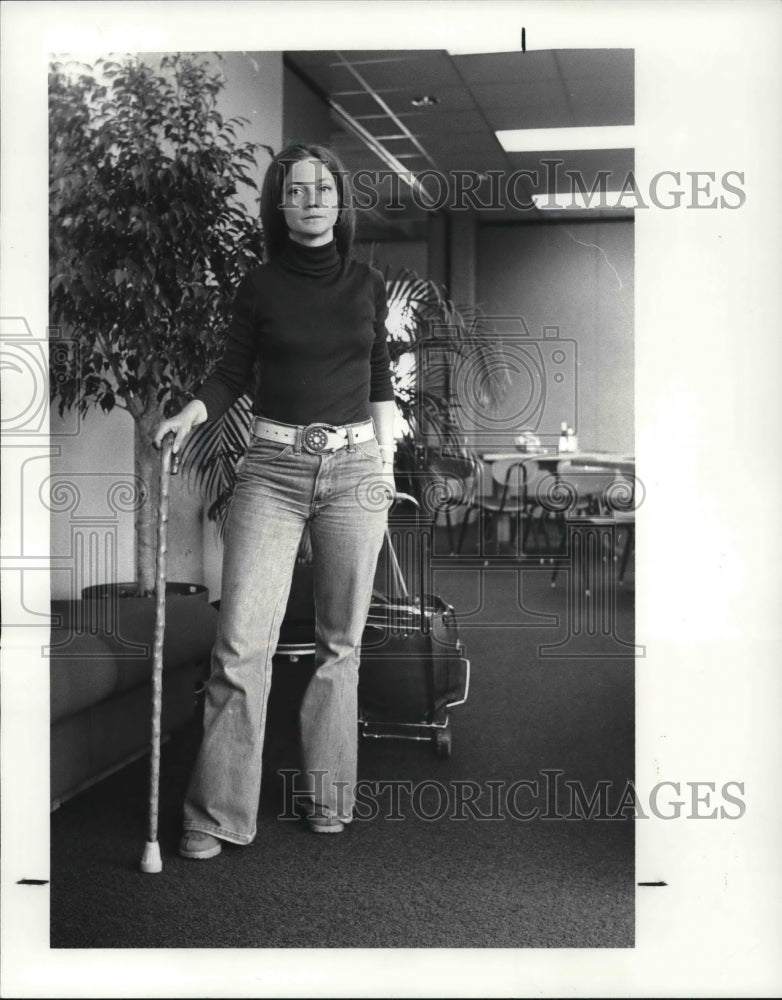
[307, 810, 345, 835]
[179, 831, 222, 859]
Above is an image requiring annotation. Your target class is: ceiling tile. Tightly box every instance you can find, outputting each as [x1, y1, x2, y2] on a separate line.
[441, 151, 510, 174]
[333, 49, 434, 64]
[568, 77, 634, 126]
[289, 50, 462, 92]
[452, 50, 561, 85]
[397, 156, 434, 171]
[332, 91, 388, 117]
[420, 131, 499, 155]
[379, 136, 429, 153]
[484, 102, 580, 131]
[366, 85, 477, 116]
[285, 50, 337, 69]
[469, 80, 566, 108]
[472, 82, 573, 129]
[355, 116, 409, 138]
[393, 108, 489, 134]
[303, 62, 367, 93]
[554, 48, 634, 83]
[338, 51, 463, 90]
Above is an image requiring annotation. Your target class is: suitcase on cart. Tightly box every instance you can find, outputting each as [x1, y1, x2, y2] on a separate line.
[358, 592, 469, 758]
[358, 529, 470, 758]
[274, 528, 470, 759]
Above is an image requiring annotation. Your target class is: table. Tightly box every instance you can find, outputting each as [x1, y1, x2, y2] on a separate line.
[481, 450, 636, 507]
[479, 452, 634, 496]
[481, 450, 634, 472]
[475, 450, 637, 552]
[563, 452, 635, 475]
[478, 451, 559, 486]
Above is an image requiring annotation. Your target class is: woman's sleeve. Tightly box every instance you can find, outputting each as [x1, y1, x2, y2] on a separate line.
[369, 269, 396, 403]
[191, 272, 258, 422]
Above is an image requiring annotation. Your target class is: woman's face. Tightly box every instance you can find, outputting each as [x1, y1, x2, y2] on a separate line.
[281, 158, 340, 246]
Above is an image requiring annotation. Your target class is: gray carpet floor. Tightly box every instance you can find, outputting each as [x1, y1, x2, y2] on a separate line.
[50, 546, 636, 948]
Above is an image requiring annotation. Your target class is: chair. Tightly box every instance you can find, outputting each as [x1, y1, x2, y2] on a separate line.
[423, 449, 481, 556]
[510, 458, 563, 556]
[546, 461, 637, 591]
[456, 456, 551, 557]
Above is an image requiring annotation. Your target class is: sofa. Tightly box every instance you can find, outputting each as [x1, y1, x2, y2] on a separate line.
[50, 594, 219, 809]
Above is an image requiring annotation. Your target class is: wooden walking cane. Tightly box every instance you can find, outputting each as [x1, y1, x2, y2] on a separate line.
[140, 432, 180, 873]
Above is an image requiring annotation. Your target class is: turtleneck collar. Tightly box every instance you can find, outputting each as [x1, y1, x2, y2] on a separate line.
[277, 236, 341, 277]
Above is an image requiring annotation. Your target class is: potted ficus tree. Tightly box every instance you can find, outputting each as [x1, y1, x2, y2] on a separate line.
[49, 52, 273, 595]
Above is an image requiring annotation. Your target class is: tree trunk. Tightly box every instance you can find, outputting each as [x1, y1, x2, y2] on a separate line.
[135, 410, 164, 595]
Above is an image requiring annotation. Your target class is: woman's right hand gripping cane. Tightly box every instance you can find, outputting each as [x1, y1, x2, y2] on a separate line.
[152, 399, 208, 455]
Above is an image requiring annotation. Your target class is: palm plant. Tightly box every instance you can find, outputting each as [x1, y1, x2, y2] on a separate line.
[383, 268, 510, 476]
[180, 268, 511, 535]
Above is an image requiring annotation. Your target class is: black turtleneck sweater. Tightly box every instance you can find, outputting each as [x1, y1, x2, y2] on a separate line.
[193, 238, 395, 427]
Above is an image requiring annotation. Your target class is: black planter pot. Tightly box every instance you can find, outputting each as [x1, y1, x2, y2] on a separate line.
[81, 582, 208, 601]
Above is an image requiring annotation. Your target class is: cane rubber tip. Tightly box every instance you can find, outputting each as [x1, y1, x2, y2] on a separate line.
[140, 840, 162, 873]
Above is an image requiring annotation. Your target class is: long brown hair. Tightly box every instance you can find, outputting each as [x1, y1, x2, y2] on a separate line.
[260, 143, 356, 260]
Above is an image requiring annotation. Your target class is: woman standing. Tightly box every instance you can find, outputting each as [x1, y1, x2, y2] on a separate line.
[153, 144, 396, 857]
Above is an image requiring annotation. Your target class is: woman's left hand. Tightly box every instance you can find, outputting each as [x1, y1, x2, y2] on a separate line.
[379, 463, 396, 505]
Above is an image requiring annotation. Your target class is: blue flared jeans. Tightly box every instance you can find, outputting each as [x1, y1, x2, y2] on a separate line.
[182, 426, 388, 844]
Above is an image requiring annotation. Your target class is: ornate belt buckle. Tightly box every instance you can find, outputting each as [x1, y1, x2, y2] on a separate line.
[301, 422, 337, 455]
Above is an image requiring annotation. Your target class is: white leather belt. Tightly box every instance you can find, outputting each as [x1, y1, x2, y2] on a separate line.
[251, 417, 376, 455]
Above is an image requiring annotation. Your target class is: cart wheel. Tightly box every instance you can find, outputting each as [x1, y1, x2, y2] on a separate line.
[433, 727, 452, 758]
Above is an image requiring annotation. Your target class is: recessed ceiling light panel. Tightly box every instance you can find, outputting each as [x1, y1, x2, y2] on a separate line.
[497, 125, 635, 152]
[532, 191, 635, 211]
